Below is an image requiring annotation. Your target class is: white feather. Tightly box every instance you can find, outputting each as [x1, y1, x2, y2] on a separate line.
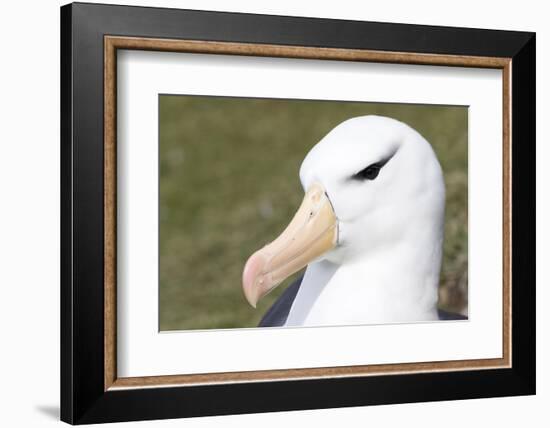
[285, 115, 445, 326]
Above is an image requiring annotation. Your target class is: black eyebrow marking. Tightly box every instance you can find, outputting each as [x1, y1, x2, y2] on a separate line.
[349, 153, 394, 182]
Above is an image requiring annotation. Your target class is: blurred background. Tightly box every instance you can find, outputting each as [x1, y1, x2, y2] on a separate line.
[159, 95, 468, 331]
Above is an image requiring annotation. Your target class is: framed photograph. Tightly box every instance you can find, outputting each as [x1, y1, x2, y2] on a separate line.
[60, 2, 535, 424]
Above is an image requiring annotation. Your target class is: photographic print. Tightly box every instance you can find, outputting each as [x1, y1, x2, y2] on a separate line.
[62, 5, 534, 422]
[159, 95, 468, 331]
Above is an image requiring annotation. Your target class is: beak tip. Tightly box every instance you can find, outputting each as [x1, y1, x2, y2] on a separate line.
[242, 253, 263, 308]
[243, 286, 258, 308]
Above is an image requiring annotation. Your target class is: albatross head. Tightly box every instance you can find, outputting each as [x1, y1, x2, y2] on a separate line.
[242, 115, 445, 309]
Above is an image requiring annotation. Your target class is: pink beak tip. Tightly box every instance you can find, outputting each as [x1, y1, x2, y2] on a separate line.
[242, 252, 265, 308]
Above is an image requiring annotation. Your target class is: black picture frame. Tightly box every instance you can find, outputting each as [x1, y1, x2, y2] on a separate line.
[61, 2, 535, 424]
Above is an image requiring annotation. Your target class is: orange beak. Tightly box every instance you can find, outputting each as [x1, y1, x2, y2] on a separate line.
[242, 183, 338, 307]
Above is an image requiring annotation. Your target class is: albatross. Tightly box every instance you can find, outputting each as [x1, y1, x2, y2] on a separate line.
[242, 115, 466, 327]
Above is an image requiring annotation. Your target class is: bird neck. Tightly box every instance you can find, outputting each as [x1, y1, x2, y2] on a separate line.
[285, 241, 441, 326]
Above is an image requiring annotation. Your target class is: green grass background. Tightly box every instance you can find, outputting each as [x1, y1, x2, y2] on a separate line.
[159, 95, 468, 331]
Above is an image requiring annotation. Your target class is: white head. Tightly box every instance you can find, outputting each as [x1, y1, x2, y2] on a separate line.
[300, 115, 445, 264]
[243, 115, 445, 308]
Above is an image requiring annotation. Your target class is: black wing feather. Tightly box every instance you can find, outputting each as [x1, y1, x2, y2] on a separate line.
[258, 275, 303, 327]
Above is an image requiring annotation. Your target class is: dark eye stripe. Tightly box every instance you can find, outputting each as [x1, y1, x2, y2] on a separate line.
[349, 149, 397, 182]
[351, 157, 391, 181]
[352, 163, 382, 180]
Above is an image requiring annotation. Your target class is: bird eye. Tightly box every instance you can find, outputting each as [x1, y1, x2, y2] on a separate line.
[352, 163, 382, 181]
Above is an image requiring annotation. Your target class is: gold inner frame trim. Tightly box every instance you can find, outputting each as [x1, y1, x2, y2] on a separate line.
[104, 35, 512, 391]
